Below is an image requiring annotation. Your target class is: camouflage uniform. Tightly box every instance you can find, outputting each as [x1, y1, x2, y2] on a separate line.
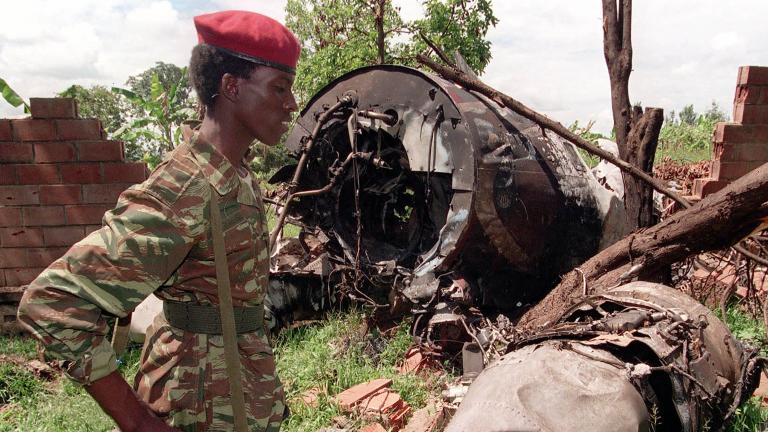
[18, 135, 284, 431]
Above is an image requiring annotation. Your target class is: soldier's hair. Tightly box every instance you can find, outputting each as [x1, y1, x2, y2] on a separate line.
[189, 44, 259, 110]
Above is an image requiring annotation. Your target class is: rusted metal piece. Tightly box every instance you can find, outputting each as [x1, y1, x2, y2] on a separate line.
[276, 65, 627, 313]
[269, 92, 358, 250]
[446, 282, 763, 432]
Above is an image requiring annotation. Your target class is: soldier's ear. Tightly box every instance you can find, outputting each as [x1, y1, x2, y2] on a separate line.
[220, 73, 240, 102]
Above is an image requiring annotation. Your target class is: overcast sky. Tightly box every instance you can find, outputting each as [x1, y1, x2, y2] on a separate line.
[1, 0, 766, 134]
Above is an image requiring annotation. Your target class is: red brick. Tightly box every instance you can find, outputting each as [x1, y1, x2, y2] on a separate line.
[0, 143, 33, 162]
[30, 98, 78, 119]
[359, 390, 403, 414]
[0, 185, 39, 205]
[0, 227, 44, 247]
[16, 164, 60, 184]
[102, 163, 147, 183]
[26, 247, 67, 267]
[712, 160, 764, 180]
[43, 226, 85, 246]
[714, 123, 768, 143]
[60, 163, 101, 184]
[11, 119, 56, 141]
[360, 424, 387, 432]
[735, 85, 768, 105]
[34, 142, 77, 163]
[56, 119, 103, 140]
[39, 184, 81, 205]
[738, 66, 768, 86]
[335, 379, 393, 411]
[715, 142, 768, 162]
[4, 268, 45, 285]
[692, 178, 729, 199]
[82, 183, 131, 204]
[65, 204, 111, 225]
[0, 249, 27, 268]
[76, 140, 124, 161]
[0, 207, 22, 227]
[0, 120, 12, 141]
[22, 206, 65, 226]
[1, 165, 17, 185]
[734, 103, 768, 124]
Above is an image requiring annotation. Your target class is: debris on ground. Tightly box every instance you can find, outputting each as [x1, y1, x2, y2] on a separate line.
[334, 378, 412, 430]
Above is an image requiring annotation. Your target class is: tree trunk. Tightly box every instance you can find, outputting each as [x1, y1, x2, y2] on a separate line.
[603, 0, 660, 230]
[374, 0, 386, 64]
[517, 162, 768, 330]
[623, 107, 664, 228]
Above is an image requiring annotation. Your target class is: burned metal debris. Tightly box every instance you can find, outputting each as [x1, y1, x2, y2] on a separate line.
[447, 282, 762, 432]
[266, 65, 760, 430]
[267, 65, 628, 321]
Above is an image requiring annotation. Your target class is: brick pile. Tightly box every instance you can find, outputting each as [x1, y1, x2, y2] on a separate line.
[0, 97, 147, 333]
[693, 66, 768, 198]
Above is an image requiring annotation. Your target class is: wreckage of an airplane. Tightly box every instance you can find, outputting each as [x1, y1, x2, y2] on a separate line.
[264, 65, 762, 431]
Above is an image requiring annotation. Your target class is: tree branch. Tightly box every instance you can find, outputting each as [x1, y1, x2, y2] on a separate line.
[517, 162, 768, 330]
[415, 53, 690, 208]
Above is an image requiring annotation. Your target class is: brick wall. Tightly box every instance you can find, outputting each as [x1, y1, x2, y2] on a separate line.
[0, 98, 148, 333]
[693, 66, 768, 198]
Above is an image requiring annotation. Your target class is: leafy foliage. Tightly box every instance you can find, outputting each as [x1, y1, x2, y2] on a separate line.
[0, 77, 29, 112]
[112, 68, 197, 168]
[285, 0, 498, 107]
[59, 84, 132, 145]
[656, 101, 727, 163]
[125, 61, 193, 106]
[411, 0, 498, 74]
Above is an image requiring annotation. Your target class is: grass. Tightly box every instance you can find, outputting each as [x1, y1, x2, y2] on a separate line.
[0, 310, 434, 432]
[0, 303, 764, 431]
[275, 310, 440, 432]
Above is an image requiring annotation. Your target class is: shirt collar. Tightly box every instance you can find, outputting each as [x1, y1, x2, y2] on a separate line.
[189, 133, 240, 196]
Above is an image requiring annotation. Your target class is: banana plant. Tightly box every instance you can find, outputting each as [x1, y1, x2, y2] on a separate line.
[0, 77, 30, 112]
[112, 68, 196, 154]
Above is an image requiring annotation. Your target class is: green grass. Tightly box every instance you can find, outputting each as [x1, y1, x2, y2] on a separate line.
[1, 305, 765, 431]
[0, 312, 432, 432]
[0, 339, 142, 431]
[275, 310, 439, 432]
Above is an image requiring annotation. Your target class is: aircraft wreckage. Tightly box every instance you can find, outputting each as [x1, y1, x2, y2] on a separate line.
[263, 65, 761, 431]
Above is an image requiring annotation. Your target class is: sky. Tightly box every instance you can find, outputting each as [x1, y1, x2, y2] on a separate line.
[1, 0, 766, 134]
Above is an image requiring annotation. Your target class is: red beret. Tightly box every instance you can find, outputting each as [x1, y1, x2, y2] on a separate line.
[194, 10, 301, 74]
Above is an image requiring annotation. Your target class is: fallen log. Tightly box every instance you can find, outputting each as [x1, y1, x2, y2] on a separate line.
[517, 162, 768, 330]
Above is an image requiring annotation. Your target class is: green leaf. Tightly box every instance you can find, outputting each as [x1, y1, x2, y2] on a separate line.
[0, 77, 29, 111]
[150, 73, 163, 102]
[111, 87, 145, 105]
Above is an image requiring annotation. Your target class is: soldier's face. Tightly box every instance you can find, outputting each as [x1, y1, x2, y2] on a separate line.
[234, 66, 297, 146]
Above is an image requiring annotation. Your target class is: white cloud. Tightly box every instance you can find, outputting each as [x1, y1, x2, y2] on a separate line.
[1, 0, 767, 132]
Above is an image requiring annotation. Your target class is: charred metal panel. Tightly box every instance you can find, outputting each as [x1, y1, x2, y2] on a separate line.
[280, 65, 614, 307]
[448, 282, 760, 431]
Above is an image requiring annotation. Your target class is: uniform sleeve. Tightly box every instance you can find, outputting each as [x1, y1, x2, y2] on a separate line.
[17, 186, 202, 385]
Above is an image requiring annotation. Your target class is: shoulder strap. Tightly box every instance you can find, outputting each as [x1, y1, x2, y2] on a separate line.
[209, 187, 249, 432]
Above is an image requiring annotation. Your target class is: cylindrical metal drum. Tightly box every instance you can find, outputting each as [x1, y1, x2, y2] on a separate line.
[281, 65, 620, 307]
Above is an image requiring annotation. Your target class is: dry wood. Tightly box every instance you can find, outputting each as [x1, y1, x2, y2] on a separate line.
[517, 163, 768, 330]
[603, 0, 661, 229]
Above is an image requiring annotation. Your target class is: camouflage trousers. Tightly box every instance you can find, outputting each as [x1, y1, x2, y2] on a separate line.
[133, 314, 285, 431]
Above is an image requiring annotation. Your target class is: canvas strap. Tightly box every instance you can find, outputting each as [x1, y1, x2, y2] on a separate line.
[210, 187, 249, 432]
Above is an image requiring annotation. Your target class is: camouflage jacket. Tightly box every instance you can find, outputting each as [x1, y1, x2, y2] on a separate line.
[18, 135, 284, 431]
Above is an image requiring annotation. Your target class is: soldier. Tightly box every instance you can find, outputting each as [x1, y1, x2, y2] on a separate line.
[17, 10, 300, 432]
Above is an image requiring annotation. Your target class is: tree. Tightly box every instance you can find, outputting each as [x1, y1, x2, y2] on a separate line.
[602, 0, 663, 230]
[112, 69, 197, 168]
[59, 85, 127, 134]
[285, 0, 498, 106]
[126, 62, 193, 108]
